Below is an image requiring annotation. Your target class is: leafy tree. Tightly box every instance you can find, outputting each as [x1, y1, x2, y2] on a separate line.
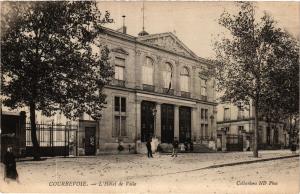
[211, 2, 299, 157]
[1, 1, 114, 160]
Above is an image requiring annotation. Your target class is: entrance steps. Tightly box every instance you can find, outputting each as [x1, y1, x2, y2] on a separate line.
[158, 143, 216, 153]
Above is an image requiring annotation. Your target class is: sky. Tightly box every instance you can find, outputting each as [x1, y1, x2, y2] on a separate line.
[97, 1, 300, 59]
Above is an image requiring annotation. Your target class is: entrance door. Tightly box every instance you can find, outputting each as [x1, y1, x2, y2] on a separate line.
[161, 104, 174, 143]
[141, 101, 155, 142]
[85, 127, 96, 155]
[179, 106, 191, 143]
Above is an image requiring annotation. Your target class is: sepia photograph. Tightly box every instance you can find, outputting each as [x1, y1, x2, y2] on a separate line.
[0, 1, 299, 193]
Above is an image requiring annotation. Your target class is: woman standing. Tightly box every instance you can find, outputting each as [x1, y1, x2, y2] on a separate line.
[4, 146, 19, 182]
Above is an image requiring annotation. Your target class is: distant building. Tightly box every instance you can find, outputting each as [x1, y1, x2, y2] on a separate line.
[217, 101, 289, 151]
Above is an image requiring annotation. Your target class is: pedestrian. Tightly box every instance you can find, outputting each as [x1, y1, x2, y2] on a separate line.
[146, 138, 153, 158]
[172, 137, 179, 157]
[3, 146, 19, 182]
[291, 141, 297, 154]
[180, 143, 185, 152]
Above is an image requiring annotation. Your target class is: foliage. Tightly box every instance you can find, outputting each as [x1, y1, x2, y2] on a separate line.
[1, 1, 114, 159]
[1, 1, 114, 120]
[210, 2, 299, 156]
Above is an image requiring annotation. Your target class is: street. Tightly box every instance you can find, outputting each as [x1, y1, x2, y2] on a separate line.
[0, 150, 299, 194]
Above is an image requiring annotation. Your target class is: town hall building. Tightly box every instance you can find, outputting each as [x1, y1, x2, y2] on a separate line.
[78, 26, 217, 154]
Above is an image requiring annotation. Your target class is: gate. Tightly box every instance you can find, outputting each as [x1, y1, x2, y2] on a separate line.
[226, 134, 243, 151]
[26, 123, 78, 157]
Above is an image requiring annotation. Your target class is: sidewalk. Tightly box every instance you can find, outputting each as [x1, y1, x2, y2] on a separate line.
[0, 149, 299, 193]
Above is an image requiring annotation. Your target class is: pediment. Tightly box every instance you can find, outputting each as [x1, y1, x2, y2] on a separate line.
[111, 47, 129, 55]
[137, 33, 198, 59]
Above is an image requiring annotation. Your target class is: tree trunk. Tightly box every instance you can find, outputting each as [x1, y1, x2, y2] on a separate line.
[253, 102, 259, 157]
[289, 116, 293, 146]
[29, 103, 41, 160]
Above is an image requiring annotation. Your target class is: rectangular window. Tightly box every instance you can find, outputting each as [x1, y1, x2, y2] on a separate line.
[121, 97, 126, 112]
[201, 78, 207, 96]
[163, 71, 172, 88]
[224, 108, 230, 121]
[114, 57, 125, 81]
[142, 66, 153, 85]
[114, 116, 120, 137]
[114, 66, 124, 80]
[180, 76, 189, 92]
[115, 97, 126, 112]
[201, 124, 204, 137]
[238, 126, 244, 133]
[121, 116, 126, 136]
[114, 97, 120, 112]
[201, 109, 208, 120]
[205, 124, 208, 137]
[237, 105, 244, 119]
[114, 97, 127, 137]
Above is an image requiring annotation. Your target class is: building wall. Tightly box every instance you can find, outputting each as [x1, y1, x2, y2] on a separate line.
[217, 102, 288, 148]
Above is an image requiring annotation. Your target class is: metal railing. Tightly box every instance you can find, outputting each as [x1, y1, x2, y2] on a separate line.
[162, 88, 174, 95]
[181, 91, 191, 98]
[143, 84, 155, 92]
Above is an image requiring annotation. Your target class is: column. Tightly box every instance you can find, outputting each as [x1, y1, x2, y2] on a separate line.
[135, 51, 142, 89]
[174, 61, 180, 96]
[221, 130, 227, 152]
[242, 132, 248, 151]
[135, 99, 142, 141]
[155, 102, 161, 141]
[154, 56, 162, 93]
[174, 105, 179, 138]
[191, 66, 196, 98]
[192, 107, 199, 142]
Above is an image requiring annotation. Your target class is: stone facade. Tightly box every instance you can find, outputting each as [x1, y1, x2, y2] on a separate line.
[77, 27, 217, 155]
[217, 102, 289, 151]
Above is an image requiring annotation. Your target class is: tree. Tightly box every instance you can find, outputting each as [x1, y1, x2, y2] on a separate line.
[211, 2, 299, 157]
[1, 1, 114, 160]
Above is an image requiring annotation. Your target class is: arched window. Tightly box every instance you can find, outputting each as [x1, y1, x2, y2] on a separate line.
[142, 57, 154, 85]
[180, 67, 189, 92]
[163, 62, 172, 89]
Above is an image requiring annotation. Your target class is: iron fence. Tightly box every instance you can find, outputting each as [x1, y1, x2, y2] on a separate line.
[25, 123, 78, 157]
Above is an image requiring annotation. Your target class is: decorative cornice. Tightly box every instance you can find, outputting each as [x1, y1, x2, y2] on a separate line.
[99, 27, 213, 67]
[104, 85, 217, 106]
[111, 47, 129, 55]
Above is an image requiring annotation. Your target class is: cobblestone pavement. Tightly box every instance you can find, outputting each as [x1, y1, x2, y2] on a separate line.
[0, 150, 299, 193]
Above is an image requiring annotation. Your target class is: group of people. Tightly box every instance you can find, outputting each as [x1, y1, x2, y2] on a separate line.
[146, 137, 181, 158]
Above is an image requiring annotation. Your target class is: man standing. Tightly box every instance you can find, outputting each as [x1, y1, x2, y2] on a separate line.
[172, 137, 179, 157]
[146, 138, 153, 158]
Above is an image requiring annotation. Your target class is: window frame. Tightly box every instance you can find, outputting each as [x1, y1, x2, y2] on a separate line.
[142, 57, 154, 85]
[113, 96, 127, 137]
[180, 66, 190, 92]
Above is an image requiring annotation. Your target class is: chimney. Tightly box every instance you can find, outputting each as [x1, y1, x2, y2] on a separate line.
[122, 15, 127, 34]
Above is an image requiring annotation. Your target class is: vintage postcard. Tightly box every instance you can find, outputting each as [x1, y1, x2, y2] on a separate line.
[0, 1, 299, 194]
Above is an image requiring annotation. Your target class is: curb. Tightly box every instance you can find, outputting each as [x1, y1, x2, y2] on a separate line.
[203, 154, 299, 170]
[125, 154, 300, 179]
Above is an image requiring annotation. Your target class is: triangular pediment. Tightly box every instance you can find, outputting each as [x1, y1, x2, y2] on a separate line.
[137, 32, 198, 59]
